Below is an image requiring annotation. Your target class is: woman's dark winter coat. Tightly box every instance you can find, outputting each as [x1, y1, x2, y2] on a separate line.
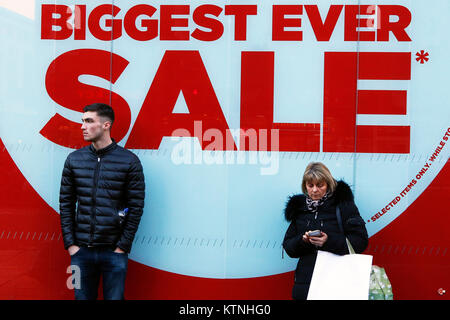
[282, 180, 368, 300]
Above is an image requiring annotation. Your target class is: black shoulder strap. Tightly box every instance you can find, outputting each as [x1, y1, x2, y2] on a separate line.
[336, 205, 344, 235]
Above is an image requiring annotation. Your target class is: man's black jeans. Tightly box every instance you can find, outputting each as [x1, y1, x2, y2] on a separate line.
[70, 246, 128, 300]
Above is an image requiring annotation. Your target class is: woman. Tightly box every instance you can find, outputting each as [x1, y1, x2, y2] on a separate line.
[283, 162, 368, 300]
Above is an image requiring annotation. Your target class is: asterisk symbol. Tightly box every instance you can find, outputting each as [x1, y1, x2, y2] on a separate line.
[416, 50, 429, 64]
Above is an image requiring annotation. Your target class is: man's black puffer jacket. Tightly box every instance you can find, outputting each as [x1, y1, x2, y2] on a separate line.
[282, 180, 368, 300]
[59, 140, 145, 253]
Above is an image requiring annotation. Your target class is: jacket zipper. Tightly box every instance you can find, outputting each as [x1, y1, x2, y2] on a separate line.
[314, 212, 324, 228]
[89, 156, 101, 246]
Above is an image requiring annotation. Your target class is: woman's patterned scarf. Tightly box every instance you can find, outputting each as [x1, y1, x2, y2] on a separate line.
[305, 191, 331, 216]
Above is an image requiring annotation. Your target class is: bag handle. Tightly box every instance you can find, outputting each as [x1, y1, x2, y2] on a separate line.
[335, 206, 355, 255]
[336, 205, 344, 234]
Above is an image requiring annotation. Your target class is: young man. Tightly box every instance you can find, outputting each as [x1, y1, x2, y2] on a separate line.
[59, 103, 145, 300]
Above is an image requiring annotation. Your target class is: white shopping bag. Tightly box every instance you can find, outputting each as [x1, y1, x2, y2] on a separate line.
[307, 250, 373, 300]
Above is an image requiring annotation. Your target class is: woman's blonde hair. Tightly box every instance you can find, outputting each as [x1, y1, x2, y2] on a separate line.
[301, 162, 337, 195]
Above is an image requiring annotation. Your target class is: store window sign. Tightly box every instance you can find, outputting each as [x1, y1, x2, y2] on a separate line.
[0, 1, 449, 279]
[0, 0, 35, 20]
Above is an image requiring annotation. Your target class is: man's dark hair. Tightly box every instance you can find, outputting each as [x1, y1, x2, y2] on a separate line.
[83, 103, 115, 125]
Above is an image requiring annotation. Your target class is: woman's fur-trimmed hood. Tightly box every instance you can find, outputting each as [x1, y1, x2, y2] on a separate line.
[284, 180, 354, 222]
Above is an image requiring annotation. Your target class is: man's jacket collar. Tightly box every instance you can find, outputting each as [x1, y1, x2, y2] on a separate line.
[89, 139, 117, 156]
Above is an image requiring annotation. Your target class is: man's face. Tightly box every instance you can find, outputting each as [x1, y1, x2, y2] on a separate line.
[81, 111, 110, 142]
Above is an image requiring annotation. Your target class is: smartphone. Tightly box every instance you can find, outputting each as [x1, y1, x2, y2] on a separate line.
[308, 230, 321, 237]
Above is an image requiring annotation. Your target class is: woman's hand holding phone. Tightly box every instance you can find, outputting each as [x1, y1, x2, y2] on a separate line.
[303, 230, 328, 247]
